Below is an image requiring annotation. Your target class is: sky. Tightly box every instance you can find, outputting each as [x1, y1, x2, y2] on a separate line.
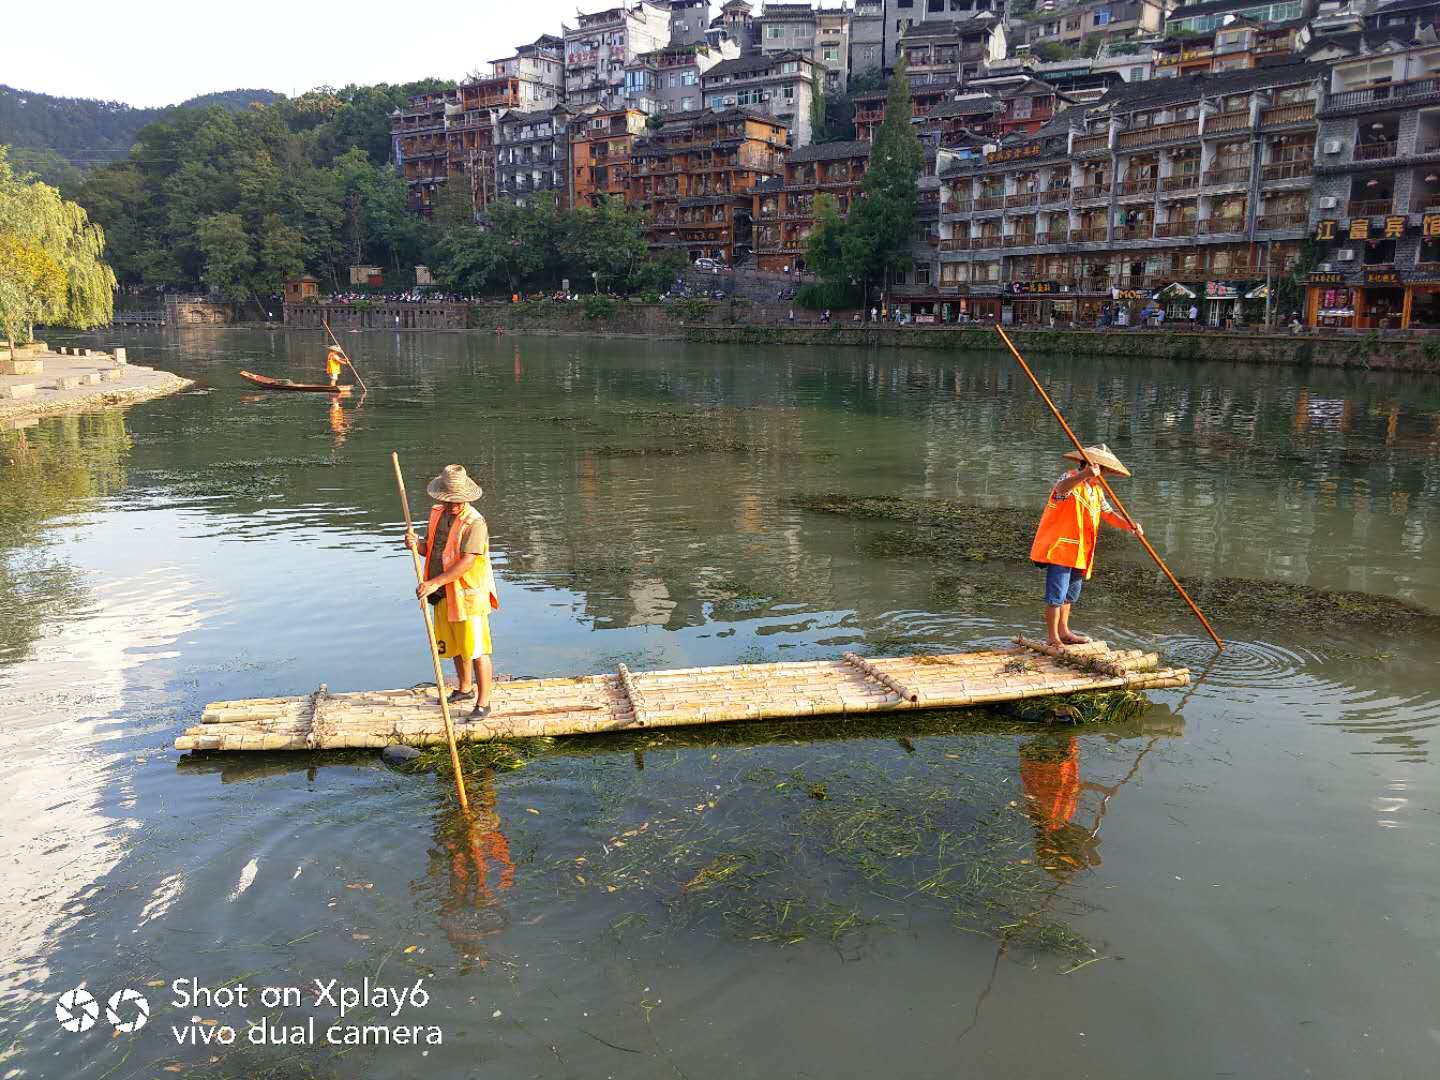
[5, 0, 601, 107]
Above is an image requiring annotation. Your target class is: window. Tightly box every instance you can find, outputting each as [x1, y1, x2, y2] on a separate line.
[768, 25, 783, 38]
[929, 0, 944, 10]
[823, 46, 839, 61]
[916, 264, 931, 284]
[783, 61, 798, 73]
[1093, 9, 1111, 25]
[1129, 66, 1145, 81]
[682, 70, 697, 85]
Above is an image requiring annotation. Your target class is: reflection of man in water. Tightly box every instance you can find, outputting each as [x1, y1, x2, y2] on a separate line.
[431, 768, 513, 972]
[328, 399, 349, 447]
[1019, 736, 1103, 882]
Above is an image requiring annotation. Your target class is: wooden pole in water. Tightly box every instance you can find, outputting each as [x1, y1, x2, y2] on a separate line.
[392, 452, 471, 812]
[323, 318, 368, 393]
[994, 325, 1225, 652]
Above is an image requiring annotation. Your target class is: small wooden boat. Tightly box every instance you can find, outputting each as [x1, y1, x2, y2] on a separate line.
[175, 639, 1189, 752]
[239, 370, 351, 394]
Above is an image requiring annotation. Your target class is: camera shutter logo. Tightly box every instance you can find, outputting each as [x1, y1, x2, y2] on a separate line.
[55, 987, 99, 1033]
[105, 988, 150, 1033]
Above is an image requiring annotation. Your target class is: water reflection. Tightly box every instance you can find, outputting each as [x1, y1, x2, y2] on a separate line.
[431, 770, 513, 974]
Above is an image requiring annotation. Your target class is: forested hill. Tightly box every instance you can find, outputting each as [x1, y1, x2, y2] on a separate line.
[0, 85, 281, 169]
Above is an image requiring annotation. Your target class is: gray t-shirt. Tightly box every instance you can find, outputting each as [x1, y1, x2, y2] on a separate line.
[426, 512, 487, 604]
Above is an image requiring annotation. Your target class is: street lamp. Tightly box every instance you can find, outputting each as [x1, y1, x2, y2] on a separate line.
[592, 270, 599, 294]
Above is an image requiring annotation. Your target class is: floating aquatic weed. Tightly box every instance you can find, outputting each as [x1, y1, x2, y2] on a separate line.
[799, 491, 1440, 632]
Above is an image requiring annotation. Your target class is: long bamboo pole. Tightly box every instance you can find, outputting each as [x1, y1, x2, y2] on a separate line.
[392, 452, 471, 812]
[323, 318, 368, 393]
[994, 325, 1225, 651]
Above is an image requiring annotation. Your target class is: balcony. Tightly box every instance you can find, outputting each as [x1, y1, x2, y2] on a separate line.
[1040, 187, 1070, 205]
[972, 234, 1003, 249]
[1118, 176, 1157, 196]
[975, 195, 1006, 211]
[1353, 141, 1398, 162]
[1153, 220, 1197, 238]
[1071, 227, 1108, 242]
[1117, 121, 1199, 149]
[1261, 160, 1313, 182]
[1255, 211, 1308, 230]
[1196, 217, 1245, 235]
[939, 237, 970, 251]
[1162, 174, 1200, 192]
[1112, 224, 1154, 240]
[1040, 229, 1069, 244]
[1205, 111, 1250, 134]
[1072, 183, 1110, 201]
[1074, 133, 1109, 154]
[1323, 76, 1440, 114]
[945, 199, 974, 213]
[1260, 103, 1315, 127]
[1203, 165, 1252, 187]
[1005, 192, 1039, 208]
[1346, 198, 1393, 216]
[1003, 233, 1039, 248]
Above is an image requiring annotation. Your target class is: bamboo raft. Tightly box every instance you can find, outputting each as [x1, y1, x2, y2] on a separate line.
[175, 639, 1188, 753]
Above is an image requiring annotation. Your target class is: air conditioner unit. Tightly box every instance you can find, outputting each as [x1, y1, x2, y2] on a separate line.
[1334, 249, 1356, 261]
[1317, 263, 1334, 272]
[1323, 139, 1343, 154]
[1319, 196, 1339, 209]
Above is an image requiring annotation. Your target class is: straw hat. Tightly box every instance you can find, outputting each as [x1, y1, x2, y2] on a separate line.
[426, 464, 483, 502]
[1063, 443, 1131, 477]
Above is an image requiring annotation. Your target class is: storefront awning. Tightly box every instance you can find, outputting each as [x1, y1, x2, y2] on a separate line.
[1245, 283, 1270, 300]
[1153, 282, 1198, 299]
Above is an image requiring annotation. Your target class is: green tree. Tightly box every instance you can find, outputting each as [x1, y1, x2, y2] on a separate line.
[0, 147, 116, 345]
[803, 192, 847, 281]
[196, 211, 254, 297]
[810, 85, 829, 143]
[841, 64, 924, 306]
[564, 197, 651, 292]
[433, 224, 508, 294]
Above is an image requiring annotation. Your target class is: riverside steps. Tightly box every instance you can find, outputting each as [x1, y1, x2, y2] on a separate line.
[175, 639, 1189, 752]
[0, 342, 190, 421]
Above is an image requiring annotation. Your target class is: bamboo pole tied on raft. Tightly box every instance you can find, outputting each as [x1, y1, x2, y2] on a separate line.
[323, 317, 368, 393]
[392, 451, 470, 812]
[994, 325, 1225, 651]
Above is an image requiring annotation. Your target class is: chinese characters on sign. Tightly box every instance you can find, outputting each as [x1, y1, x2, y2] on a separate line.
[1315, 219, 1337, 241]
[1349, 219, 1371, 241]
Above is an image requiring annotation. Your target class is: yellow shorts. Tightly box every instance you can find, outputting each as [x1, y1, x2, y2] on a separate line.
[431, 607, 492, 660]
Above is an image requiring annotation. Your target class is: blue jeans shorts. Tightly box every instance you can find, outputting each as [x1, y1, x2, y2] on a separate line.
[1043, 563, 1083, 607]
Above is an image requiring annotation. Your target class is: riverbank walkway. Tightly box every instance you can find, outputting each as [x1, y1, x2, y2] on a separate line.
[0, 344, 191, 424]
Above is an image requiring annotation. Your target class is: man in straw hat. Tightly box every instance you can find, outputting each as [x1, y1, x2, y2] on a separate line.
[1029, 444, 1142, 649]
[404, 465, 500, 717]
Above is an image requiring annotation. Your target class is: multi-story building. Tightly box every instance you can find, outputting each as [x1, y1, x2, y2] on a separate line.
[1306, 40, 1440, 328]
[1165, 0, 1312, 37]
[392, 89, 456, 213]
[757, 2, 855, 93]
[932, 63, 1323, 325]
[715, 0, 762, 53]
[563, 3, 674, 110]
[632, 107, 789, 263]
[852, 71, 992, 142]
[850, 0, 886, 78]
[1019, 0, 1167, 51]
[626, 40, 738, 115]
[702, 51, 823, 144]
[491, 34, 565, 108]
[571, 108, 649, 206]
[897, 15, 1007, 87]
[667, 0, 713, 46]
[495, 105, 575, 208]
[881, 0, 1008, 72]
[1151, 16, 1305, 78]
[991, 77, 1074, 137]
[752, 140, 871, 269]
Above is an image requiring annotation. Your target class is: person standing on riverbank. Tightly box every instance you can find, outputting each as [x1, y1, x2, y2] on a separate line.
[1029, 445, 1142, 648]
[405, 465, 500, 718]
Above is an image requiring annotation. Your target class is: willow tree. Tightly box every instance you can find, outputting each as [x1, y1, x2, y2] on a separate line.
[0, 147, 117, 352]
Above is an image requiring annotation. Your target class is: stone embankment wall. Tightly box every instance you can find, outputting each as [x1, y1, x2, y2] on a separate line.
[681, 325, 1440, 374]
[285, 303, 468, 330]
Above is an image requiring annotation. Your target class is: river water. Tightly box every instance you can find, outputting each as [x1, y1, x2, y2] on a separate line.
[1, 328, 1437, 1079]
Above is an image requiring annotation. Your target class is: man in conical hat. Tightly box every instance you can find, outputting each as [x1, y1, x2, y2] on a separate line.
[1029, 444, 1142, 649]
[404, 465, 500, 717]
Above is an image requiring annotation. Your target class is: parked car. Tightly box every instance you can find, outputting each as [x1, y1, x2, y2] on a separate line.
[694, 257, 717, 270]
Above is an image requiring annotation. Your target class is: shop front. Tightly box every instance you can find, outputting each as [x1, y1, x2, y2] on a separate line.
[940, 293, 1002, 323]
[1154, 282, 1198, 323]
[1303, 271, 1406, 329]
[1202, 279, 1265, 327]
[1003, 281, 1064, 326]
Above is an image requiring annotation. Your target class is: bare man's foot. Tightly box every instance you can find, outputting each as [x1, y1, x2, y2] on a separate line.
[1047, 637, 1068, 649]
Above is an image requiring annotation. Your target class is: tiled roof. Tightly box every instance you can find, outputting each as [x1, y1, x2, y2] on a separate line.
[706, 51, 811, 78]
[1092, 61, 1327, 112]
[786, 139, 872, 162]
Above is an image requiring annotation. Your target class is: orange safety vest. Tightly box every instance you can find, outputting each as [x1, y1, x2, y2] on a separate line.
[1029, 474, 1110, 578]
[423, 503, 500, 622]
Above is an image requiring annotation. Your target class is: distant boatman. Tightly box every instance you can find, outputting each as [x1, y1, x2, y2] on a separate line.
[1029, 444, 1142, 649]
[404, 465, 500, 717]
[325, 344, 348, 387]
